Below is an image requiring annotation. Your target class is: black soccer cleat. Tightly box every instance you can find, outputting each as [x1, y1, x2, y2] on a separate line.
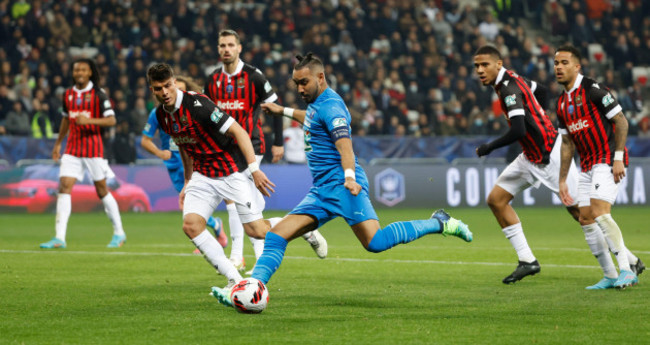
[631, 258, 645, 277]
[502, 260, 541, 284]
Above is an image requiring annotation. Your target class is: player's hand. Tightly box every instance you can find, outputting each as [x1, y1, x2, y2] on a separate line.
[52, 144, 61, 161]
[344, 179, 362, 196]
[476, 144, 492, 157]
[76, 115, 90, 126]
[252, 170, 276, 197]
[612, 161, 625, 183]
[558, 180, 574, 206]
[271, 145, 284, 163]
[261, 103, 284, 116]
[160, 150, 172, 160]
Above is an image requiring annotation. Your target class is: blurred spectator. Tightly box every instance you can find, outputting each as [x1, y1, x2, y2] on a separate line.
[283, 121, 307, 164]
[5, 101, 30, 136]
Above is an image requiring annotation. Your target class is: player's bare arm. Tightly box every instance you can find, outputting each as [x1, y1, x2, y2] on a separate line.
[611, 112, 628, 183]
[334, 137, 361, 196]
[226, 121, 276, 197]
[75, 115, 116, 127]
[559, 134, 576, 206]
[178, 147, 193, 210]
[261, 103, 306, 124]
[52, 117, 70, 161]
[141, 136, 172, 160]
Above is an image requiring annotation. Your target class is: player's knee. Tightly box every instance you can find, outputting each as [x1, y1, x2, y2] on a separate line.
[486, 193, 502, 210]
[182, 219, 203, 238]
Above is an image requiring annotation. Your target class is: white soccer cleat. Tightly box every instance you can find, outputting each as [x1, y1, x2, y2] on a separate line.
[304, 230, 327, 259]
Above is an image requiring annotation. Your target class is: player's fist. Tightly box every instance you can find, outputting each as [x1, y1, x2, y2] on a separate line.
[344, 180, 362, 196]
[476, 144, 492, 157]
[160, 150, 172, 160]
[261, 103, 284, 116]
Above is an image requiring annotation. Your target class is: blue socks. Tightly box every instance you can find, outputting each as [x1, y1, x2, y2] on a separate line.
[251, 232, 288, 284]
[366, 219, 442, 253]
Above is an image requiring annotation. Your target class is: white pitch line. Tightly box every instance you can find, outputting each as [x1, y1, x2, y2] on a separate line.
[0, 249, 605, 270]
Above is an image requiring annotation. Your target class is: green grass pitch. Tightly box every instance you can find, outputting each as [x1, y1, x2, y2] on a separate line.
[1, 207, 648, 344]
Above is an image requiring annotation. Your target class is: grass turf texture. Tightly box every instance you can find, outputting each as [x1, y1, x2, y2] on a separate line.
[1, 207, 648, 345]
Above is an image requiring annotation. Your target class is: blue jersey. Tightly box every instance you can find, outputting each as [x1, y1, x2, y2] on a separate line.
[304, 88, 368, 188]
[142, 108, 182, 171]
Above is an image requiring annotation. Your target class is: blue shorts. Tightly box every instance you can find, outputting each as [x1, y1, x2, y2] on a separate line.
[290, 183, 378, 228]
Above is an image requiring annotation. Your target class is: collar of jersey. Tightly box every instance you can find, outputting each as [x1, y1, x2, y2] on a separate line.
[494, 67, 507, 87]
[73, 81, 93, 93]
[565, 74, 584, 95]
[223, 60, 244, 77]
[163, 89, 184, 114]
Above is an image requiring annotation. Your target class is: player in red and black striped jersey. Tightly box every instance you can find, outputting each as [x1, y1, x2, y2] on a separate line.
[555, 45, 643, 288]
[148, 63, 276, 286]
[472, 45, 624, 287]
[40, 58, 126, 250]
[204, 30, 327, 273]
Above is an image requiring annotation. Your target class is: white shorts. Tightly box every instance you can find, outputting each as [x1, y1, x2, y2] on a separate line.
[495, 137, 579, 205]
[59, 154, 115, 181]
[183, 171, 265, 223]
[577, 163, 623, 207]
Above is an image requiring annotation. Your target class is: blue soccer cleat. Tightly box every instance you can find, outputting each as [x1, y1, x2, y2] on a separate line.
[614, 270, 637, 289]
[40, 237, 66, 249]
[212, 217, 228, 248]
[586, 277, 617, 290]
[107, 234, 127, 248]
[432, 209, 473, 242]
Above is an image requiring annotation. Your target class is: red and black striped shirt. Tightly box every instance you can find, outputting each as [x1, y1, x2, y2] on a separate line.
[495, 68, 557, 164]
[61, 82, 114, 158]
[204, 60, 278, 155]
[556, 74, 629, 171]
[155, 90, 247, 177]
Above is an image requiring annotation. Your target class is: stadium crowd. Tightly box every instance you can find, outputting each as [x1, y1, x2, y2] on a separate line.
[1, 0, 650, 161]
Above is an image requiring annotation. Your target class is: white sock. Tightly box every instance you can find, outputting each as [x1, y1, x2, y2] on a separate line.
[502, 223, 536, 263]
[582, 223, 617, 279]
[227, 203, 244, 262]
[102, 193, 125, 236]
[192, 230, 242, 282]
[55, 193, 71, 241]
[249, 237, 265, 260]
[595, 214, 631, 272]
[625, 247, 638, 266]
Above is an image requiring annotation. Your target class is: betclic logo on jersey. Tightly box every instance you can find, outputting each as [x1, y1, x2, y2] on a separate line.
[567, 118, 590, 133]
[217, 100, 249, 111]
[374, 168, 405, 207]
[69, 110, 92, 119]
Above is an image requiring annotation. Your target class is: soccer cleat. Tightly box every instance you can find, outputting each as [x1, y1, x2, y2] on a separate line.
[432, 209, 473, 242]
[107, 234, 126, 248]
[40, 237, 66, 249]
[614, 270, 637, 289]
[305, 230, 328, 259]
[630, 258, 645, 277]
[585, 277, 617, 290]
[210, 279, 236, 308]
[230, 257, 246, 273]
[211, 217, 228, 248]
[502, 260, 541, 284]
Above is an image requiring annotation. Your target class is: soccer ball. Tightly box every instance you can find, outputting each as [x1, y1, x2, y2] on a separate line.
[230, 278, 269, 314]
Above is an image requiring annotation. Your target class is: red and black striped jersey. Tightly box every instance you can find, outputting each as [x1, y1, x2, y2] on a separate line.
[495, 68, 557, 164]
[155, 89, 247, 177]
[204, 60, 278, 155]
[556, 74, 629, 171]
[61, 81, 114, 158]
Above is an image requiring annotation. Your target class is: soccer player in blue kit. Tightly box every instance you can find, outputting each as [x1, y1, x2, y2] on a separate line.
[141, 76, 227, 248]
[211, 53, 473, 308]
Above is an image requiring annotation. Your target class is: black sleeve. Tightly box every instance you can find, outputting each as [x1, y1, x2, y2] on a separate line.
[483, 115, 526, 153]
[532, 82, 549, 110]
[272, 115, 283, 146]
